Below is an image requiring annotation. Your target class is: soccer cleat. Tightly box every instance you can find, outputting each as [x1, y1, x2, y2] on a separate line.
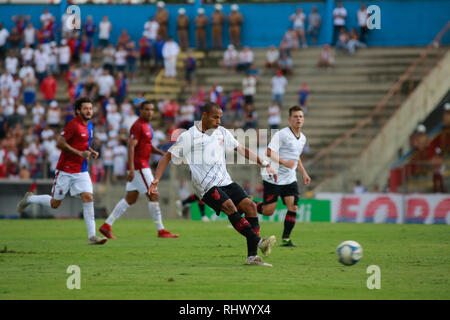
[175, 200, 183, 217]
[158, 229, 179, 238]
[99, 223, 117, 239]
[88, 236, 107, 245]
[245, 255, 272, 267]
[17, 192, 34, 214]
[258, 235, 276, 256]
[281, 239, 297, 247]
[201, 215, 210, 222]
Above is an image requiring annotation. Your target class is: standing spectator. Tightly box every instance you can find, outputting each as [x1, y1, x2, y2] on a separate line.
[271, 70, 288, 107]
[332, 2, 347, 46]
[155, 1, 169, 40]
[106, 103, 122, 135]
[357, 3, 369, 44]
[264, 46, 279, 71]
[290, 8, 307, 48]
[18, 61, 35, 80]
[31, 101, 45, 126]
[431, 148, 445, 193]
[47, 42, 58, 75]
[21, 44, 34, 66]
[281, 28, 299, 57]
[411, 124, 429, 176]
[39, 8, 54, 29]
[162, 38, 180, 78]
[195, 8, 209, 51]
[10, 74, 22, 103]
[98, 16, 112, 49]
[307, 6, 322, 46]
[161, 98, 180, 125]
[83, 15, 96, 40]
[243, 104, 258, 130]
[8, 27, 22, 54]
[144, 17, 159, 44]
[80, 35, 93, 67]
[5, 52, 19, 76]
[115, 71, 127, 105]
[236, 46, 254, 73]
[96, 69, 115, 101]
[58, 39, 71, 75]
[353, 180, 366, 194]
[242, 72, 257, 106]
[112, 139, 127, 183]
[34, 45, 49, 84]
[47, 100, 61, 129]
[298, 82, 309, 112]
[267, 101, 281, 129]
[0, 23, 10, 63]
[228, 4, 244, 48]
[117, 29, 130, 49]
[22, 72, 36, 106]
[347, 28, 367, 54]
[317, 44, 334, 70]
[184, 50, 197, 87]
[1, 90, 15, 119]
[114, 45, 127, 74]
[102, 43, 115, 75]
[223, 44, 238, 71]
[441, 102, 450, 154]
[125, 41, 138, 82]
[39, 73, 57, 104]
[23, 22, 36, 47]
[102, 143, 114, 183]
[139, 33, 152, 71]
[0, 70, 13, 93]
[211, 4, 226, 50]
[154, 35, 166, 68]
[178, 100, 195, 130]
[176, 8, 189, 50]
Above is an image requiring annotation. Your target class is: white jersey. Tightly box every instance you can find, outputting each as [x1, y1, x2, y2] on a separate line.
[169, 124, 239, 198]
[262, 127, 307, 185]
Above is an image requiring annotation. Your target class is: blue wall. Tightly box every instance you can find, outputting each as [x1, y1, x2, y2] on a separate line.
[0, 1, 449, 48]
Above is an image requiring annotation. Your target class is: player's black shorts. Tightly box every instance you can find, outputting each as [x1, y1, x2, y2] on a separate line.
[201, 182, 249, 215]
[262, 181, 299, 205]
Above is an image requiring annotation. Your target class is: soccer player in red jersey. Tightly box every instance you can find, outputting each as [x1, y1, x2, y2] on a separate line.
[99, 101, 179, 239]
[17, 97, 107, 245]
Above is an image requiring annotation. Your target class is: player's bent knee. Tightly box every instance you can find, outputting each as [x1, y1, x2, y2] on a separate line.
[221, 200, 237, 215]
[148, 193, 159, 202]
[50, 199, 61, 209]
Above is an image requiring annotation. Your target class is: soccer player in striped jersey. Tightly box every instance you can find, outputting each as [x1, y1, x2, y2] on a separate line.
[256, 105, 311, 247]
[99, 101, 179, 239]
[149, 102, 277, 266]
[17, 97, 107, 245]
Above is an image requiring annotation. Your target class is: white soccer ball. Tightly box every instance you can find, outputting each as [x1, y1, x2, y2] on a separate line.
[336, 240, 363, 266]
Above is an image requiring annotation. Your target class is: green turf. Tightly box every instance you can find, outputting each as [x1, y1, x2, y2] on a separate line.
[0, 219, 449, 300]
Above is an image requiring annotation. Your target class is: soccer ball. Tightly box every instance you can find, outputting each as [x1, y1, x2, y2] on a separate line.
[336, 240, 363, 266]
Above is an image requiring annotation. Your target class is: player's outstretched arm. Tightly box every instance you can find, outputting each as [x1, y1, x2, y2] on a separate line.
[148, 152, 172, 196]
[266, 148, 296, 169]
[235, 145, 277, 182]
[151, 145, 165, 156]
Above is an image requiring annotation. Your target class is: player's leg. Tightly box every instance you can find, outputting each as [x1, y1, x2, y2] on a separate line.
[280, 182, 300, 247]
[254, 181, 280, 217]
[99, 190, 139, 239]
[198, 200, 209, 221]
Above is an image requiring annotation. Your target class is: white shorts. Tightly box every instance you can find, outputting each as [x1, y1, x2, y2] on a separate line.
[126, 168, 154, 194]
[51, 170, 93, 200]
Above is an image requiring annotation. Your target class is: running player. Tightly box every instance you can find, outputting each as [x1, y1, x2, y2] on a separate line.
[256, 105, 311, 247]
[149, 102, 277, 266]
[177, 194, 209, 221]
[99, 101, 178, 239]
[17, 97, 107, 245]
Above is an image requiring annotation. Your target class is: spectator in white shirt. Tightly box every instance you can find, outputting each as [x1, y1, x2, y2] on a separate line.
[10, 74, 22, 102]
[271, 70, 288, 107]
[162, 38, 180, 78]
[21, 44, 34, 66]
[97, 69, 115, 99]
[23, 23, 36, 47]
[242, 73, 257, 106]
[47, 100, 61, 129]
[223, 44, 238, 71]
[357, 3, 369, 43]
[236, 46, 254, 73]
[144, 17, 159, 43]
[268, 101, 281, 129]
[32, 101, 45, 125]
[19, 63, 35, 80]
[0, 70, 14, 93]
[112, 139, 127, 182]
[0, 23, 10, 62]
[58, 39, 71, 75]
[115, 45, 127, 73]
[290, 8, 307, 48]
[332, 2, 347, 46]
[34, 45, 49, 84]
[40, 8, 54, 29]
[264, 46, 279, 71]
[98, 16, 112, 48]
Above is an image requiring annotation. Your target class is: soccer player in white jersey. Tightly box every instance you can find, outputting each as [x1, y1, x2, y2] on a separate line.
[256, 105, 311, 247]
[149, 102, 278, 266]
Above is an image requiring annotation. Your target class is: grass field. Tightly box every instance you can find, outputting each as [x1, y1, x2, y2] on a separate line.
[0, 219, 449, 300]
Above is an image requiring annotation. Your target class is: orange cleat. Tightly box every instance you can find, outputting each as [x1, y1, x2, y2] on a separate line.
[99, 223, 117, 239]
[158, 229, 179, 238]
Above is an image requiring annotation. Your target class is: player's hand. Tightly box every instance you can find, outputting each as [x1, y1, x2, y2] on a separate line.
[127, 170, 135, 182]
[148, 180, 159, 196]
[303, 173, 311, 186]
[80, 151, 91, 159]
[282, 159, 296, 169]
[90, 150, 99, 159]
[267, 165, 278, 183]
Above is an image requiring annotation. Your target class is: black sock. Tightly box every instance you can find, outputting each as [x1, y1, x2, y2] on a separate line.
[255, 202, 263, 214]
[182, 194, 198, 206]
[228, 212, 260, 257]
[282, 211, 297, 239]
[199, 202, 205, 217]
[246, 216, 260, 237]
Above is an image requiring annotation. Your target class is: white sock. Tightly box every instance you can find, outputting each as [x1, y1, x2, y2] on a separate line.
[82, 202, 96, 238]
[148, 201, 164, 231]
[106, 198, 130, 226]
[28, 195, 51, 207]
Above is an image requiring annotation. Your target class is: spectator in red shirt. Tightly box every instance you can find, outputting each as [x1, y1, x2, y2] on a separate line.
[40, 73, 57, 104]
[161, 98, 179, 125]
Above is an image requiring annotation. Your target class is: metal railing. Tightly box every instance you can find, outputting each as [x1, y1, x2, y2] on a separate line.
[304, 21, 450, 189]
